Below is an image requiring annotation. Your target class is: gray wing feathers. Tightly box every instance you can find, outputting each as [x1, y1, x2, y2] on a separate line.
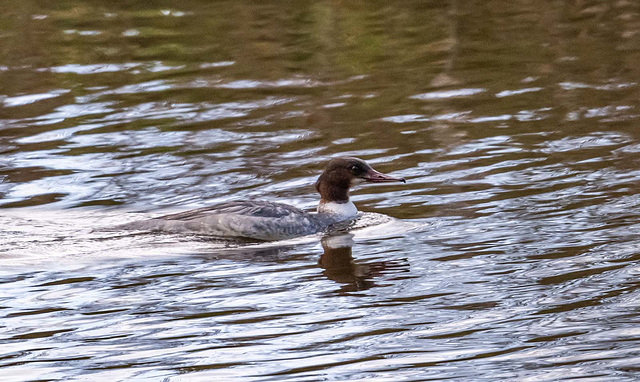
[119, 200, 328, 241]
[158, 201, 305, 221]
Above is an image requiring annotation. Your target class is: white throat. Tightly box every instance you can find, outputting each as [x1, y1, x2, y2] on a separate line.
[317, 200, 358, 217]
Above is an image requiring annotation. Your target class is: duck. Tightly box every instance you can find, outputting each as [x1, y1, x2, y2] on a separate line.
[119, 157, 406, 241]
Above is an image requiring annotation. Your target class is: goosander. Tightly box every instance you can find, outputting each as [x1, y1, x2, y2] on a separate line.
[121, 157, 405, 241]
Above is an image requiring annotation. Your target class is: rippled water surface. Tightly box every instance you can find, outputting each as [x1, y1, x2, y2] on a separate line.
[3, 1, 640, 380]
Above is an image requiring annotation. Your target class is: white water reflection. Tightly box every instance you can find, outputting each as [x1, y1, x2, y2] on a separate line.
[410, 88, 486, 100]
[3, 89, 70, 107]
[495, 87, 543, 98]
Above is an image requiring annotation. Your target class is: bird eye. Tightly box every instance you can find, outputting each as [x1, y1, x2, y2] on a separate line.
[350, 165, 360, 173]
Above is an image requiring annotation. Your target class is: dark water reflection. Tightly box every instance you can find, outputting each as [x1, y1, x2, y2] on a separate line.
[3, 0, 640, 380]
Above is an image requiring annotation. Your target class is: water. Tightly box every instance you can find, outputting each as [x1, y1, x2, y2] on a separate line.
[2, 1, 640, 380]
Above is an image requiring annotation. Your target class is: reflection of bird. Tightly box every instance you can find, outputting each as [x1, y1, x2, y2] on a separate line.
[319, 234, 410, 292]
[120, 157, 405, 240]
